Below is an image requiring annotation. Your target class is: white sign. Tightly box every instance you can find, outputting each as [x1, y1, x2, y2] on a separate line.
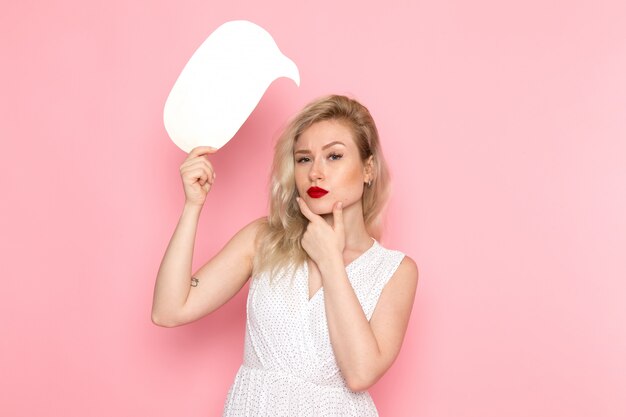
[164, 20, 300, 152]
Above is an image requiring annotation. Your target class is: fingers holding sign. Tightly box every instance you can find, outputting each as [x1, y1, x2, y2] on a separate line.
[296, 197, 345, 265]
[180, 146, 218, 207]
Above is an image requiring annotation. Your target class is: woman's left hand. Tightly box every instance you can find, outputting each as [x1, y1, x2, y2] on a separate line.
[296, 197, 345, 266]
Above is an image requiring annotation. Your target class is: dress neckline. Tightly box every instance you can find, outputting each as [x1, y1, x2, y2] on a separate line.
[305, 238, 378, 302]
[345, 237, 378, 269]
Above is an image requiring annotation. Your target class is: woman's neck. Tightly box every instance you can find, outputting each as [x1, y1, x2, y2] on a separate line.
[321, 203, 371, 252]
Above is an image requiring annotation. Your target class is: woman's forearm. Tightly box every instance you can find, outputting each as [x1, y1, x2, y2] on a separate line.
[320, 257, 383, 391]
[151, 203, 203, 326]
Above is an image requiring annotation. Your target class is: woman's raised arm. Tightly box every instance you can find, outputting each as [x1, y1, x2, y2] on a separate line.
[151, 146, 263, 327]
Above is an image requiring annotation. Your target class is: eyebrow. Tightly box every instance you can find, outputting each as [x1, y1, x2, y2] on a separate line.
[294, 141, 346, 155]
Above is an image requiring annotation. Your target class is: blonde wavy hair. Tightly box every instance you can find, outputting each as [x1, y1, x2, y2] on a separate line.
[253, 94, 390, 280]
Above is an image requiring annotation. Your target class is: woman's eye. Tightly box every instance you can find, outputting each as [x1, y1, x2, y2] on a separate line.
[329, 153, 343, 161]
[296, 156, 310, 163]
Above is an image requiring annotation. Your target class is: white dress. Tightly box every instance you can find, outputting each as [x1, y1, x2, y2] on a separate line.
[222, 239, 405, 417]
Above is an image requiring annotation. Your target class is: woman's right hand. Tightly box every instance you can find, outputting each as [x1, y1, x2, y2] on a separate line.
[179, 146, 218, 207]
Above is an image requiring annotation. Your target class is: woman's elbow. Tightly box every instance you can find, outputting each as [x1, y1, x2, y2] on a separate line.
[151, 311, 183, 328]
[345, 372, 380, 393]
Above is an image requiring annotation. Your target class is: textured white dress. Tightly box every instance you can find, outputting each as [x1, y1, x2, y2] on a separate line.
[222, 239, 405, 417]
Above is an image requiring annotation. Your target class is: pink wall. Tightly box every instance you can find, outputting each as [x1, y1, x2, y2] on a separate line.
[1, 1, 625, 416]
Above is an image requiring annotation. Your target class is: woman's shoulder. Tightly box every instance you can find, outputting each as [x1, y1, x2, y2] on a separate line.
[374, 241, 419, 281]
[242, 216, 268, 231]
[238, 216, 268, 238]
[373, 240, 406, 259]
[226, 217, 268, 254]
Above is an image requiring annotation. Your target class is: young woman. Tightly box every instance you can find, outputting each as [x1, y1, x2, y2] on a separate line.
[152, 95, 418, 416]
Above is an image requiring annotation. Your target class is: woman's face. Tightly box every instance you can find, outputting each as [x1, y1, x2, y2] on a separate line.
[294, 119, 371, 216]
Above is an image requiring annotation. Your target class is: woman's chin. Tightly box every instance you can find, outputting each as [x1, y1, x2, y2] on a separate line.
[316, 209, 334, 217]
[305, 199, 334, 216]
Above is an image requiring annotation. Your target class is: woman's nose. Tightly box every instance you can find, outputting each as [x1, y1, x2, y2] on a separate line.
[308, 160, 324, 182]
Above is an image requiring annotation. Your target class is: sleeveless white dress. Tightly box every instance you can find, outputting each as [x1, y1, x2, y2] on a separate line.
[222, 239, 405, 417]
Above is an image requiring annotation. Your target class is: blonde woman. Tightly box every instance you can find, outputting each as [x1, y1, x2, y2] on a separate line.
[152, 95, 418, 416]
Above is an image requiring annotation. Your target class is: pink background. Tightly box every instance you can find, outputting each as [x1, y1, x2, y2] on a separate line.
[1, 1, 625, 416]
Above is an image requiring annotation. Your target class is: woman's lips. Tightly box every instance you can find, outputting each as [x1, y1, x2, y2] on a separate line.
[307, 186, 328, 198]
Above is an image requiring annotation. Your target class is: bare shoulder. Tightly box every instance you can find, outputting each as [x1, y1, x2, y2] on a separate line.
[212, 216, 268, 265]
[372, 254, 419, 314]
[231, 216, 267, 246]
[382, 254, 418, 304]
[238, 216, 267, 237]
[240, 216, 268, 232]
[247, 217, 268, 250]
[396, 255, 419, 286]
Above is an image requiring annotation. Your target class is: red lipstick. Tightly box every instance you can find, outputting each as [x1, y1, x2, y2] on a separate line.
[307, 186, 328, 198]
